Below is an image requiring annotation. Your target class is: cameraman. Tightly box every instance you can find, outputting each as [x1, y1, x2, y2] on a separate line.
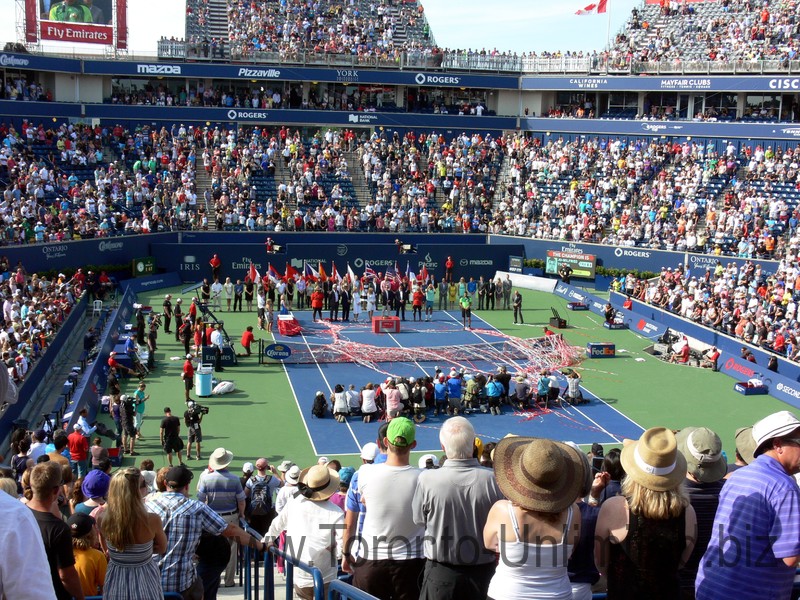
[184, 400, 203, 461]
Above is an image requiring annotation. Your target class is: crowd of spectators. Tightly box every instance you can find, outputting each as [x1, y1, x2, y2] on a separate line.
[0, 261, 82, 390]
[493, 134, 800, 263]
[3, 409, 799, 600]
[1, 75, 49, 103]
[0, 120, 209, 244]
[610, 0, 800, 66]
[225, 0, 417, 62]
[620, 252, 800, 361]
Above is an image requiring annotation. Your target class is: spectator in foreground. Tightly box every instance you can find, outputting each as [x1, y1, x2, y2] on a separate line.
[28, 461, 86, 600]
[67, 513, 106, 597]
[483, 436, 584, 599]
[101, 467, 167, 600]
[145, 465, 253, 598]
[351, 417, 424, 600]
[263, 464, 344, 600]
[675, 427, 727, 600]
[595, 427, 697, 600]
[696, 411, 800, 600]
[412, 416, 502, 599]
[0, 480, 57, 596]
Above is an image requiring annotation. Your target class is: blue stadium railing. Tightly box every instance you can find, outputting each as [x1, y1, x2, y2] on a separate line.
[240, 541, 380, 600]
[87, 595, 182, 600]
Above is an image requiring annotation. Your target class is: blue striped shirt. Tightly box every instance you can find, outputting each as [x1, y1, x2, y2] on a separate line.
[196, 469, 245, 513]
[696, 454, 800, 600]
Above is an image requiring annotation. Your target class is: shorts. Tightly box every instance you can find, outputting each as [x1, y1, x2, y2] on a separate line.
[461, 307, 471, 317]
[188, 426, 202, 443]
[163, 435, 184, 454]
[122, 421, 136, 437]
[184, 377, 193, 391]
[426, 300, 433, 309]
[258, 308, 265, 319]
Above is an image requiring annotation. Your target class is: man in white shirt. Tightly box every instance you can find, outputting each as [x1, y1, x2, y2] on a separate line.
[209, 324, 225, 372]
[210, 278, 224, 311]
[263, 465, 343, 600]
[350, 417, 425, 600]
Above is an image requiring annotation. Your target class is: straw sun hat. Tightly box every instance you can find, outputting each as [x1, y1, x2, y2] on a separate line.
[297, 464, 339, 501]
[493, 436, 586, 513]
[620, 427, 686, 492]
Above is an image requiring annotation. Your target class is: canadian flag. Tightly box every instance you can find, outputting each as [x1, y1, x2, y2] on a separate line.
[576, 0, 607, 14]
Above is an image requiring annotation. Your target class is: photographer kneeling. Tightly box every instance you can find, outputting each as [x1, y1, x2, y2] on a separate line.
[184, 400, 208, 461]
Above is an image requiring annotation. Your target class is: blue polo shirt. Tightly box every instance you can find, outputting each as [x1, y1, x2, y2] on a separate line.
[696, 454, 800, 600]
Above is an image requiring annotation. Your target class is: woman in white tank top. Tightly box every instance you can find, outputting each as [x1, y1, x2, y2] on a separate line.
[483, 437, 587, 600]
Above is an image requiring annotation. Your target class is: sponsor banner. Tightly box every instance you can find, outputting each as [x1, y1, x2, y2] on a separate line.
[4, 232, 174, 275]
[519, 116, 800, 142]
[119, 271, 181, 294]
[489, 236, 780, 278]
[521, 75, 800, 92]
[0, 53, 80, 73]
[0, 295, 87, 446]
[82, 60, 519, 89]
[83, 103, 515, 130]
[151, 242, 520, 283]
[552, 282, 607, 315]
[40, 22, 113, 45]
[264, 343, 292, 360]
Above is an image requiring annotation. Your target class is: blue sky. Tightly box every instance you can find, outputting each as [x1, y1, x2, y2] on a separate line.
[2, 0, 643, 56]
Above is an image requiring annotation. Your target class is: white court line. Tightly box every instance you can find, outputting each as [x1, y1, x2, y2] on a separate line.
[440, 313, 620, 444]
[296, 329, 362, 454]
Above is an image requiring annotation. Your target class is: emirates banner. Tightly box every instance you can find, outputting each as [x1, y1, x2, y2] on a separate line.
[26, 0, 121, 47]
[40, 21, 113, 44]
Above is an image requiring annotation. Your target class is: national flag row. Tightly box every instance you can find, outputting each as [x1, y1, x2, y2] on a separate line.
[247, 261, 432, 286]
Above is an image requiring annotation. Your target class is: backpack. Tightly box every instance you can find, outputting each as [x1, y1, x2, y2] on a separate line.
[311, 395, 327, 418]
[248, 475, 273, 516]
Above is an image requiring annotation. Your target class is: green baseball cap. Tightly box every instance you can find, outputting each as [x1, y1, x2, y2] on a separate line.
[386, 417, 416, 447]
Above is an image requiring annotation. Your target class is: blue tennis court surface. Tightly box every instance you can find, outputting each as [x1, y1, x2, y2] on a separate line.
[274, 310, 644, 455]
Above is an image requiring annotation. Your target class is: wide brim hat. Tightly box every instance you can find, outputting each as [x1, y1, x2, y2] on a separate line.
[734, 426, 756, 465]
[209, 447, 234, 471]
[676, 427, 727, 483]
[621, 427, 686, 492]
[298, 465, 339, 501]
[493, 436, 586, 513]
[752, 411, 800, 458]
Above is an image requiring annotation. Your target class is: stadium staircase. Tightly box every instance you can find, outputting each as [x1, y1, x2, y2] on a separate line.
[342, 148, 372, 206]
[206, 0, 229, 40]
[194, 166, 216, 230]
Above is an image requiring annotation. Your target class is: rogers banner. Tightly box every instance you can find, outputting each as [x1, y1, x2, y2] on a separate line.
[40, 21, 113, 44]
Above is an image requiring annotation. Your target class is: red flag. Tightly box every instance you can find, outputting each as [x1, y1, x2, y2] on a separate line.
[420, 264, 429, 284]
[347, 264, 357, 285]
[248, 262, 258, 283]
[318, 263, 328, 281]
[331, 263, 342, 284]
[285, 263, 300, 281]
[576, 0, 607, 14]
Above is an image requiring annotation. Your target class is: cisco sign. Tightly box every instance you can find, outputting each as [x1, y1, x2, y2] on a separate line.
[137, 64, 182, 75]
[264, 343, 292, 360]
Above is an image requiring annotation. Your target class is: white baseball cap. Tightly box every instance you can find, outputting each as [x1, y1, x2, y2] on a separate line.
[418, 454, 439, 469]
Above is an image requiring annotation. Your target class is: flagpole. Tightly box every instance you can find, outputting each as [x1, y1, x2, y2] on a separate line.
[606, 1, 611, 51]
